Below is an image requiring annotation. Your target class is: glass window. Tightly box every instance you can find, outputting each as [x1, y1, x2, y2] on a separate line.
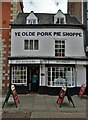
[60, 18, 64, 24]
[56, 18, 60, 23]
[27, 19, 36, 24]
[56, 18, 64, 24]
[47, 67, 75, 87]
[55, 40, 65, 57]
[12, 66, 27, 84]
[30, 40, 33, 50]
[24, 40, 28, 50]
[34, 40, 38, 50]
[24, 39, 39, 50]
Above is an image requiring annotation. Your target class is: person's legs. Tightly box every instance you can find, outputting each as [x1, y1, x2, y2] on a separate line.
[33, 83, 36, 92]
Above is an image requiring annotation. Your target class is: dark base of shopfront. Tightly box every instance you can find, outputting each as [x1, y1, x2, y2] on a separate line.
[14, 86, 86, 96]
[38, 86, 84, 96]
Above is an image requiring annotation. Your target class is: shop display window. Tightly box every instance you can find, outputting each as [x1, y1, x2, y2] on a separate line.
[47, 67, 75, 87]
[12, 66, 27, 84]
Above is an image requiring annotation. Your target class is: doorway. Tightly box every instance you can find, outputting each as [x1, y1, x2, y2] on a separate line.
[28, 66, 39, 92]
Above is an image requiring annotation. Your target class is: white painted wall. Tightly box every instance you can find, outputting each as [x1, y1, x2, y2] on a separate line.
[11, 28, 85, 57]
[40, 65, 46, 86]
[76, 65, 86, 86]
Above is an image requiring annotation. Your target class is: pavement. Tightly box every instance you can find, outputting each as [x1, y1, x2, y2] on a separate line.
[1, 93, 88, 120]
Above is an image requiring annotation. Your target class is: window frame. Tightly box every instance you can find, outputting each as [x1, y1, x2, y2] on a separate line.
[27, 19, 36, 24]
[47, 66, 75, 87]
[24, 39, 39, 50]
[11, 66, 27, 85]
[56, 18, 64, 24]
[55, 40, 65, 57]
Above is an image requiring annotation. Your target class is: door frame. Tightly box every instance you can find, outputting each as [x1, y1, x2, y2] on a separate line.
[27, 65, 40, 92]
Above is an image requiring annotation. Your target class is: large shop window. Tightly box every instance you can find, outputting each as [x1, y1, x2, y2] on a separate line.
[11, 66, 27, 84]
[24, 39, 39, 50]
[55, 40, 65, 57]
[47, 67, 75, 87]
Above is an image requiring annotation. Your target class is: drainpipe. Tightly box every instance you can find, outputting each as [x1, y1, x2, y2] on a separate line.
[83, 2, 88, 95]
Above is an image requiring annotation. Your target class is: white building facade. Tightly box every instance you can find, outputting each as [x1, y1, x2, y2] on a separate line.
[9, 10, 88, 94]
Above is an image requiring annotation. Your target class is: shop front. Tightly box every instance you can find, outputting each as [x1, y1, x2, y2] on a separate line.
[9, 58, 87, 94]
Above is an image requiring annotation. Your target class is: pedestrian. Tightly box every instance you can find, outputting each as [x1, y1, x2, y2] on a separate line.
[31, 71, 38, 92]
[66, 88, 75, 108]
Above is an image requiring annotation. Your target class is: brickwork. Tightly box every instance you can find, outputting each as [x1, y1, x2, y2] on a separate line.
[67, 2, 82, 23]
[0, 35, 2, 95]
[1, 1, 23, 92]
[0, 2, 2, 96]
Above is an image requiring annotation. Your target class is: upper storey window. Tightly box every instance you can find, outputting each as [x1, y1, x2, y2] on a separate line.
[27, 19, 36, 24]
[56, 18, 64, 24]
[54, 10, 66, 24]
[26, 11, 38, 24]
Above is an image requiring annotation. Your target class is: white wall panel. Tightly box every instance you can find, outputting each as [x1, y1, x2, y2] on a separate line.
[76, 65, 86, 86]
[11, 28, 85, 57]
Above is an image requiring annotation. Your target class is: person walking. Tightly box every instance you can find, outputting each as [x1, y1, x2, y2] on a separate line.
[31, 71, 38, 92]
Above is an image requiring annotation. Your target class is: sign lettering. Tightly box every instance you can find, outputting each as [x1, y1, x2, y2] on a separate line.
[14, 31, 82, 37]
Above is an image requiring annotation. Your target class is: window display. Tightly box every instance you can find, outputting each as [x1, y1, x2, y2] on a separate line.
[47, 66, 75, 87]
[12, 66, 27, 84]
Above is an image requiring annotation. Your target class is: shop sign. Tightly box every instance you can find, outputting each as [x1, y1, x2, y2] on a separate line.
[48, 60, 75, 64]
[14, 31, 82, 37]
[9, 59, 40, 64]
[77, 61, 87, 65]
[9, 59, 87, 65]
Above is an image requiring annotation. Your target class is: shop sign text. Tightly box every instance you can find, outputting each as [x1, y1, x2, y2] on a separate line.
[14, 31, 82, 37]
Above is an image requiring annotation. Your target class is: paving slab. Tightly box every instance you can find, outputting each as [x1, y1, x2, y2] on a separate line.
[1, 94, 87, 119]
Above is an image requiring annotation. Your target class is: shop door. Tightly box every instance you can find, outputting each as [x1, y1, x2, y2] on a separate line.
[31, 67, 39, 92]
[29, 69, 32, 91]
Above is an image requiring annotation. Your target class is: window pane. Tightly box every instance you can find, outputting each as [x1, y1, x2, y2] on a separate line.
[24, 40, 28, 50]
[30, 40, 33, 50]
[55, 40, 65, 57]
[27, 19, 36, 24]
[33, 19, 36, 24]
[11, 66, 27, 84]
[47, 67, 75, 87]
[60, 18, 64, 24]
[34, 40, 38, 50]
[56, 18, 60, 23]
